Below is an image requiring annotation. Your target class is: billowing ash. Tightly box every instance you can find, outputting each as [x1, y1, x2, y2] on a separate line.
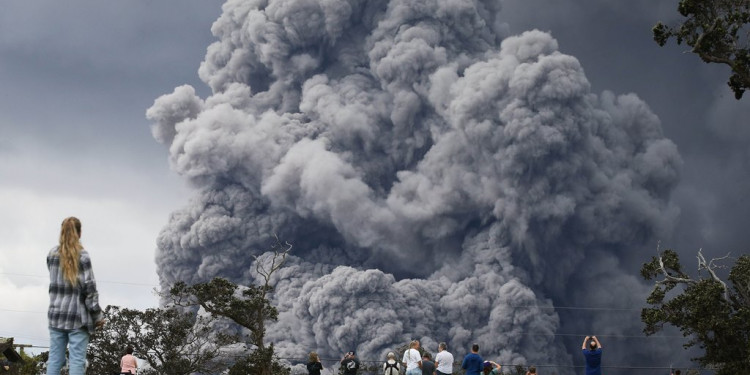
[147, 0, 683, 373]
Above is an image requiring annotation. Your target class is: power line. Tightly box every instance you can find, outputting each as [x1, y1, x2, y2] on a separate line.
[0, 272, 158, 287]
[0, 315, 682, 339]
[0, 273, 654, 312]
[357, 298, 645, 311]
[0, 308, 45, 314]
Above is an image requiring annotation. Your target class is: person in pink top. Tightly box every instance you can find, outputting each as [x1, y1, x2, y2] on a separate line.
[120, 345, 137, 374]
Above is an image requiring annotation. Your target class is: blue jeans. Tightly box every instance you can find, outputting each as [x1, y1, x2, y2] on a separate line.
[407, 368, 422, 375]
[47, 328, 89, 375]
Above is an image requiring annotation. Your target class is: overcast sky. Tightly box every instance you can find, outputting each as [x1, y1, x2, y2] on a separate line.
[0, 0, 223, 349]
[1, 0, 748, 363]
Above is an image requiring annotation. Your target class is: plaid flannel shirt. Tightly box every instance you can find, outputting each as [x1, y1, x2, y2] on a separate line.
[47, 247, 103, 333]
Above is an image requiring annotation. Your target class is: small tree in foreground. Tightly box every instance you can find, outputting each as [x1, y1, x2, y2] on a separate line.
[641, 249, 750, 374]
[170, 235, 292, 375]
[653, 0, 750, 99]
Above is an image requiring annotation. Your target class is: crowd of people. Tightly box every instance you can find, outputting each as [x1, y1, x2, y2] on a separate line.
[307, 336, 612, 375]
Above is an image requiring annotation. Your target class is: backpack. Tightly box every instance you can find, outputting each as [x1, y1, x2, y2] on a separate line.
[384, 360, 399, 375]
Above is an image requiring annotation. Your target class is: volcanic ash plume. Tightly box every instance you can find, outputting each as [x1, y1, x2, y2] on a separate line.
[147, 0, 682, 372]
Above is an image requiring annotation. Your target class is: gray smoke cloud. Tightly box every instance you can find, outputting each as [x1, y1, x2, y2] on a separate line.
[147, 0, 683, 373]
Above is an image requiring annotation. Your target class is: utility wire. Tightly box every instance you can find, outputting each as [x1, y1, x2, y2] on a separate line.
[0, 273, 656, 312]
[0, 272, 158, 287]
[0, 272, 652, 313]
[0, 308, 45, 314]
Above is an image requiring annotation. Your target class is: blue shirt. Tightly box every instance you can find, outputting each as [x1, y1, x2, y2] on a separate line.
[582, 348, 602, 375]
[461, 353, 483, 375]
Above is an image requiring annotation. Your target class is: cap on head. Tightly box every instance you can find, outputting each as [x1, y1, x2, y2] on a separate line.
[483, 361, 492, 369]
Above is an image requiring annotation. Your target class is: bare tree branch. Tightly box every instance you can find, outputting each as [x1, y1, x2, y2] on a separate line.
[656, 254, 696, 286]
[697, 249, 732, 303]
[252, 233, 292, 290]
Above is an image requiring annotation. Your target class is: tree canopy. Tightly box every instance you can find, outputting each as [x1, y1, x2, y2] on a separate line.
[641, 249, 750, 374]
[87, 305, 234, 375]
[168, 238, 292, 375]
[653, 0, 750, 99]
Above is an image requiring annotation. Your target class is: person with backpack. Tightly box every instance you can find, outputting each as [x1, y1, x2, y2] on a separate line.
[383, 352, 400, 375]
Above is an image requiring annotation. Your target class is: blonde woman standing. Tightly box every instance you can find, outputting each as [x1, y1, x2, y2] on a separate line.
[46, 217, 105, 375]
[402, 340, 422, 375]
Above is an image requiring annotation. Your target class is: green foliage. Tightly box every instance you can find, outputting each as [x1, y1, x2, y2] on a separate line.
[170, 277, 276, 348]
[653, 0, 750, 98]
[168, 239, 292, 375]
[88, 305, 235, 375]
[0, 349, 45, 375]
[228, 345, 290, 375]
[85, 239, 292, 375]
[170, 276, 289, 375]
[641, 250, 750, 374]
[17, 350, 44, 375]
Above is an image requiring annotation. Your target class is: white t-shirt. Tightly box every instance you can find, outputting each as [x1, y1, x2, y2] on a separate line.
[402, 348, 421, 371]
[435, 350, 454, 374]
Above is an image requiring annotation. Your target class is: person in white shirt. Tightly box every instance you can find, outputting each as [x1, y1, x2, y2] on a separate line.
[434, 342, 454, 375]
[401, 340, 422, 375]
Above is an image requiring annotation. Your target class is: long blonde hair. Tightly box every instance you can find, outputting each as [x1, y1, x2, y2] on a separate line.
[308, 351, 319, 362]
[58, 217, 83, 285]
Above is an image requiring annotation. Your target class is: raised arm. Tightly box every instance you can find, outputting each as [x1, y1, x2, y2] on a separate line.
[581, 336, 590, 350]
[592, 336, 602, 350]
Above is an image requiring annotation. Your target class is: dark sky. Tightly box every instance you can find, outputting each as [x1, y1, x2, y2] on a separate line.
[503, 0, 750, 263]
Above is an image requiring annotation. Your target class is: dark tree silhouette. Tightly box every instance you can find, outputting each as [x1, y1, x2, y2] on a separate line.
[653, 0, 750, 98]
[641, 249, 750, 374]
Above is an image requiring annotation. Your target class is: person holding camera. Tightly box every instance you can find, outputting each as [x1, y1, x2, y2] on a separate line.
[307, 352, 323, 375]
[581, 336, 602, 375]
[341, 351, 360, 375]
